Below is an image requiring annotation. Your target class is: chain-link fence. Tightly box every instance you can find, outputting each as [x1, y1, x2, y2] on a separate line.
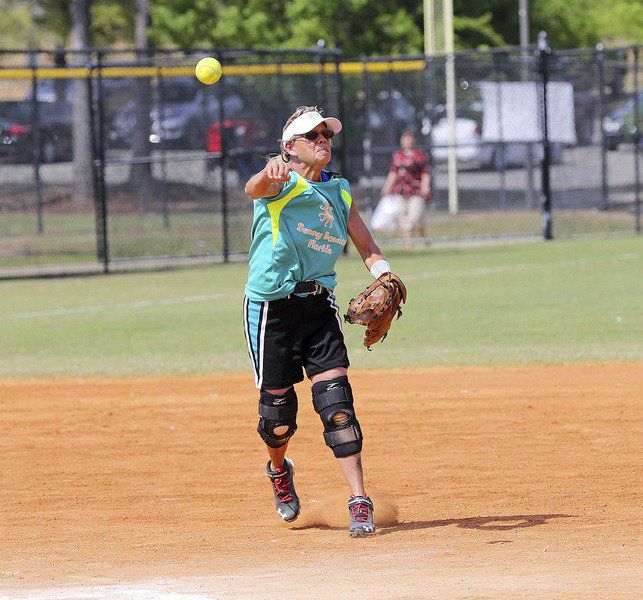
[0, 42, 639, 277]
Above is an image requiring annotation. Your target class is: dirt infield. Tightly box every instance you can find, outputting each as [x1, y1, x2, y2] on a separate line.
[1, 363, 641, 599]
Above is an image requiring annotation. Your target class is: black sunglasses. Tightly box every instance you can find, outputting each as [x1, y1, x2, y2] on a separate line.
[302, 129, 334, 141]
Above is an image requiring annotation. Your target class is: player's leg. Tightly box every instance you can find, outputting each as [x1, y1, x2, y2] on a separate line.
[396, 195, 415, 244]
[407, 194, 426, 241]
[259, 384, 301, 523]
[304, 293, 375, 536]
[310, 367, 364, 495]
[392, 193, 409, 238]
[243, 296, 304, 522]
[310, 368, 375, 536]
[261, 385, 301, 522]
[264, 406, 288, 470]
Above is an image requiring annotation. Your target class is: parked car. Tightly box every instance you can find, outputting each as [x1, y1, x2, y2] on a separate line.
[431, 117, 564, 169]
[107, 78, 244, 150]
[430, 117, 486, 165]
[0, 100, 73, 163]
[603, 91, 642, 151]
[205, 119, 269, 179]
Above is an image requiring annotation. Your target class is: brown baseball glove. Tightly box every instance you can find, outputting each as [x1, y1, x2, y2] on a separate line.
[344, 273, 407, 350]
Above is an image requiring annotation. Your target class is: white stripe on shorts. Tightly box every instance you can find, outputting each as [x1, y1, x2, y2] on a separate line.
[327, 292, 346, 340]
[257, 300, 269, 389]
[242, 296, 259, 388]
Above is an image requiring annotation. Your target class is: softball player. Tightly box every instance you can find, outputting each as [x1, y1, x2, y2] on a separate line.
[243, 106, 399, 537]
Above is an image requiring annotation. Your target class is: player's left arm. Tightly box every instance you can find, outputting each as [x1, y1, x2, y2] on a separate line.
[420, 172, 431, 200]
[347, 200, 389, 274]
[419, 152, 431, 200]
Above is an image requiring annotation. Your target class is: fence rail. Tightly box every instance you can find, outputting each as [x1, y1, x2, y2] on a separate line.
[0, 42, 639, 278]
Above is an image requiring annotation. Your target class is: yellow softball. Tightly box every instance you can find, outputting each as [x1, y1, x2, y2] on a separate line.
[195, 57, 222, 85]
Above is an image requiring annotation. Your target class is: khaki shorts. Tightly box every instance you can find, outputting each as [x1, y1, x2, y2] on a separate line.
[392, 194, 426, 232]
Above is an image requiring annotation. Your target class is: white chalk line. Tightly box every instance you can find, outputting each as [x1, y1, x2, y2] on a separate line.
[2, 253, 638, 321]
[1, 294, 227, 321]
[0, 585, 218, 600]
[0, 575, 273, 600]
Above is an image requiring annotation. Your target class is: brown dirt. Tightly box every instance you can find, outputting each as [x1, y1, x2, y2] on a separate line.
[1, 363, 641, 599]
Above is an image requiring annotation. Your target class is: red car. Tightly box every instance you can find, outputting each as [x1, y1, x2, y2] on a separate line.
[206, 119, 270, 178]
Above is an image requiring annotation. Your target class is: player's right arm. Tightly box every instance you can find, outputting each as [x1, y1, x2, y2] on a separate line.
[244, 157, 291, 199]
[380, 169, 396, 197]
[380, 155, 398, 196]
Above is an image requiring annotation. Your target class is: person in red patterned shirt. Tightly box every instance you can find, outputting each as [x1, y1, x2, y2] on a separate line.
[379, 130, 431, 244]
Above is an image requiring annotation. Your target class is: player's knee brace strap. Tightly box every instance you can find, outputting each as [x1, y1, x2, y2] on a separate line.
[311, 376, 363, 458]
[257, 387, 298, 448]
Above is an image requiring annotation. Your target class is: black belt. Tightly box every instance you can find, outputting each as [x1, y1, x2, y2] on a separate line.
[293, 281, 325, 295]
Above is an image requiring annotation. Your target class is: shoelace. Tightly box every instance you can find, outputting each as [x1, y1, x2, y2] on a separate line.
[272, 476, 293, 502]
[350, 501, 371, 522]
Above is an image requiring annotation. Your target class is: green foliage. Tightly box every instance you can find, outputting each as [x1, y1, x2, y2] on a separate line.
[32, 0, 70, 43]
[91, 1, 135, 47]
[0, 1, 31, 48]
[29, 0, 134, 47]
[3, 0, 640, 53]
[593, 0, 643, 44]
[148, 0, 513, 55]
[454, 13, 506, 50]
[150, 0, 426, 55]
[151, 0, 220, 48]
[453, 0, 520, 46]
[531, 0, 602, 49]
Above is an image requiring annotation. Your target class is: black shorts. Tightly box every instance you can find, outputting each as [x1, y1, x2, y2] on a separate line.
[243, 290, 350, 389]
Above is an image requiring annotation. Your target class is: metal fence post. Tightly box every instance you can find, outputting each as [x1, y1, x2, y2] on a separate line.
[597, 44, 610, 211]
[317, 40, 328, 108]
[156, 65, 170, 229]
[215, 51, 230, 262]
[29, 51, 44, 234]
[333, 47, 349, 254]
[493, 55, 508, 209]
[634, 45, 641, 234]
[538, 32, 553, 240]
[89, 50, 109, 273]
[361, 56, 374, 210]
[333, 47, 347, 178]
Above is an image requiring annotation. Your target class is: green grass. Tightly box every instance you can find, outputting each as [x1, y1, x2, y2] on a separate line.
[0, 211, 254, 266]
[1, 208, 636, 269]
[0, 237, 641, 379]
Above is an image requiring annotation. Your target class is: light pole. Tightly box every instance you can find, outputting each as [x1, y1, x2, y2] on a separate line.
[424, 0, 458, 214]
[443, 0, 459, 214]
[519, 0, 529, 48]
[423, 0, 436, 56]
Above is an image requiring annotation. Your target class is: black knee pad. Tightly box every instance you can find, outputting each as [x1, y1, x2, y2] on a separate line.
[311, 376, 363, 458]
[257, 387, 298, 448]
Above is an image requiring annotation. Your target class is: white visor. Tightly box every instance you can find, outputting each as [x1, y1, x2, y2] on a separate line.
[282, 111, 342, 142]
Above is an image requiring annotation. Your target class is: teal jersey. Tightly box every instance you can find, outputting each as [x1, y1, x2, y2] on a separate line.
[245, 171, 353, 301]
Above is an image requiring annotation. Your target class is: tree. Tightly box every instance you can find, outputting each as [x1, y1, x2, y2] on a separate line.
[531, 0, 601, 49]
[68, 0, 93, 206]
[29, 0, 134, 46]
[149, 0, 427, 56]
[589, 0, 643, 46]
[11, 0, 641, 55]
[130, 0, 154, 209]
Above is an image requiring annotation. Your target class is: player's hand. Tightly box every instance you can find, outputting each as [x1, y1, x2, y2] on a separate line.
[263, 158, 291, 182]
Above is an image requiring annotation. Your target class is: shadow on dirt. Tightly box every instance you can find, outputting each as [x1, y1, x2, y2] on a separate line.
[292, 513, 574, 534]
[376, 513, 575, 536]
